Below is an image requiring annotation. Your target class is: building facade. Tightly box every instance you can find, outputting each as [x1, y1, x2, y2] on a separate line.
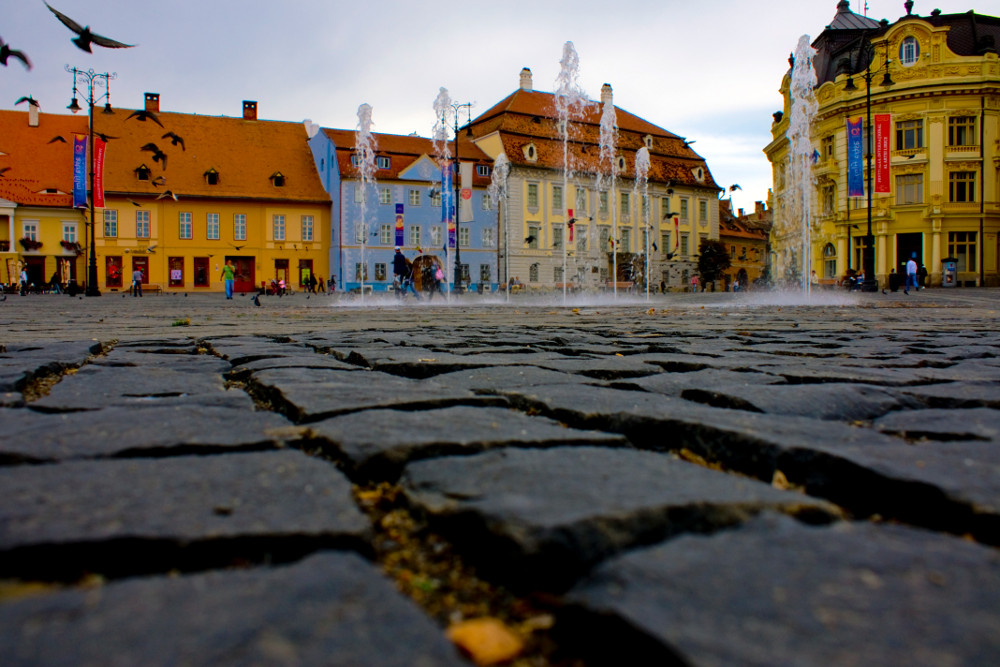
[765, 1, 1000, 287]
[719, 198, 772, 289]
[466, 69, 721, 291]
[308, 127, 498, 292]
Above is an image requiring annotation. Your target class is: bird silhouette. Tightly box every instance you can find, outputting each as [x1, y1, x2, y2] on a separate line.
[15, 96, 39, 109]
[0, 167, 11, 177]
[0, 37, 31, 70]
[140, 142, 168, 169]
[44, 3, 135, 52]
[127, 199, 142, 207]
[48, 135, 68, 144]
[524, 235, 536, 244]
[251, 294, 261, 307]
[161, 132, 185, 150]
[229, 243, 246, 251]
[94, 132, 118, 142]
[150, 176, 166, 187]
[652, 242, 658, 251]
[126, 109, 164, 128]
[155, 190, 178, 201]
[729, 184, 742, 192]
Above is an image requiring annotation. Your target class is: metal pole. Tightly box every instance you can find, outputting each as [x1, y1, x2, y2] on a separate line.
[862, 52, 877, 292]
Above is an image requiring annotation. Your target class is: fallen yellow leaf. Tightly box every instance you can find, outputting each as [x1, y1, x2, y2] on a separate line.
[446, 617, 524, 666]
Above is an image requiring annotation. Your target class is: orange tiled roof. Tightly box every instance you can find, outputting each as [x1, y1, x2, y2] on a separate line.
[94, 109, 330, 203]
[322, 128, 493, 187]
[0, 110, 87, 207]
[470, 88, 718, 190]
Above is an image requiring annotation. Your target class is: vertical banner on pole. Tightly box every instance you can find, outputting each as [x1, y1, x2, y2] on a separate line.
[443, 165, 456, 248]
[72, 134, 88, 208]
[93, 136, 107, 208]
[846, 117, 864, 198]
[459, 162, 473, 223]
[874, 113, 891, 194]
[394, 203, 405, 247]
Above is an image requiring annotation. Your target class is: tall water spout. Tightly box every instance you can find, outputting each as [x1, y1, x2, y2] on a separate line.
[355, 103, 377, 303]
[634, 146, 650, 301]
[488, 152, 511, 300]
[598, 88, 619, 297]
[432, 87, 454, 297]
[554, 41, 589, 302]
[788, 35, 818, 293]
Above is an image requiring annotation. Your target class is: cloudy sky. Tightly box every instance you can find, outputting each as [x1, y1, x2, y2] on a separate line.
[1, 0, 983, 212]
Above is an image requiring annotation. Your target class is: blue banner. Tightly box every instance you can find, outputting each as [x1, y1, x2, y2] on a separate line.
[442, 165, 455, 248]
[394, 203, 405, 247]
[72, 134, 88, 208]
[847, 117, 864, 198]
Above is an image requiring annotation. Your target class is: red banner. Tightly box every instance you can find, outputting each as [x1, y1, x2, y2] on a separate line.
[93, 136, 107, 208]
[874, 114, 891, 194]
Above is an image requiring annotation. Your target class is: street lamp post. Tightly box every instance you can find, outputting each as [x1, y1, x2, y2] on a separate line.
[67, 66, 116, 297]
[450, 102, 473, 292]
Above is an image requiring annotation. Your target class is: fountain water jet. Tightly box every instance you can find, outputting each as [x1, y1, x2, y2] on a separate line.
[598, 84, 619, 298]
[488, 152, 511, 300]
[787, 35, 819, 293]
[432, 88, 455, 299]
[355, 104, 377, 303]
[634, 146, 650, 301]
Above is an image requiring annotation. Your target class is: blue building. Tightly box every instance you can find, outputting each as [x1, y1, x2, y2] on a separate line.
[308, 127, 499, 292]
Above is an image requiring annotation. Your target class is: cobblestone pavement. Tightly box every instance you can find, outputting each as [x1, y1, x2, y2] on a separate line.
[1, 289, 999, 665]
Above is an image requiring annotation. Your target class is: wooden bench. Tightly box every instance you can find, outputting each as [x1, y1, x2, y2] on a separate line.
[602, 281, 636, 291]
[554, 282, 582, 292]
[144, 283, 163, 295]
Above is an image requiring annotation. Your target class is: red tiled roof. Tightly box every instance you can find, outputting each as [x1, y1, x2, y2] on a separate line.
[0, 110, 87, 207]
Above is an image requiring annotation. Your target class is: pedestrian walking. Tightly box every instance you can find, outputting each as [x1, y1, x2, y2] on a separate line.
[49, 270, 64, 294]
[19, 267, 29, 296]
[131, 267, 143, 297]
[905, 252, 918, 295]
[427, 262, 446, 300]
[221, 260, 236, 300]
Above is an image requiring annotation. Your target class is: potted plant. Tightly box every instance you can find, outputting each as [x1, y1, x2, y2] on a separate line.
[60, 240, 84, 255]
[19, 237, 43, 251]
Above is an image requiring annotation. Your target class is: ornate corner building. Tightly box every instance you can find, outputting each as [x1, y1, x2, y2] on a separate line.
[765, 1, 999, 287]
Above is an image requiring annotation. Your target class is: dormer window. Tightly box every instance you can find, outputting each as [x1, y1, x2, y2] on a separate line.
[524, 143, 537, 162]
[694, 167, 704, 182]
[376, 156, 391, 169]
[351, 155, 360, 167]
[477, 164, 490, 177]
[270, 172, 285, 187]
[204, 168, 219, 185]
[617, 156, 626, 171]
[644, 135, 653, 149]
[135, 165, 151, 181]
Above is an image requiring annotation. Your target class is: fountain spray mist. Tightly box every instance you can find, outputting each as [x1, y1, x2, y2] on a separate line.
[634, 146, 650, 301]
[432, 88, 455, 298]
[488, 152, 511, 299]
[355, 104, 377, 303]
[598, 87, 619, 297]
[788, 35, 819, 293]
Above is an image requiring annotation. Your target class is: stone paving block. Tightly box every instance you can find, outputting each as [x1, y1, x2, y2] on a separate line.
[248, 367, 504, 422]
[401, 447, 840, 591]
[203, 336, 320, 366]
[0, 551, 467, 667]
[308, 406, 628, 481]
[0, 405, 302, 464]
[0, 450, 370, 580]
[680, 382, 917, 421]
[226, 354, 357, 380]
[728, 361, 928, 386]
[618, 367, 784, 397]
[0, 341, 103, 391]
[89, 349, 232, 373]
[564, 514, 1000, 666]
[914, 359, 1000, 383]
[529, 355, 661, 380]
[874, 407, 1000, 442]
[431, 365, 593, 394]
[901, 382, 1000, 409]
[30, 363, 248, 412]
[336, 347, 500, 378]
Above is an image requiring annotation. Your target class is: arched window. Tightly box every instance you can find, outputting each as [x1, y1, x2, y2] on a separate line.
[899, 36, 920, 67]
[823, 243, 837, 278]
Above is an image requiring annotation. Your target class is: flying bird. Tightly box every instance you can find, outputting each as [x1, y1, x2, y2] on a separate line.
[151, 176, 166, 187]
[127, 199, 142, 207]
[155, 190, 177, 201]
[161, 132, 185, 150]
[15, 96, 39, 109]
[48, 135, 68, 144]
[44, 3, 135, 53]
[94, 132, 118, 142]
[230, 243, 246, 251]
[251, 294, 261, 307]
[126, 109, 164, 128]
[524, 235, 536, 244]
[0, 37, 31, 70]
[0, 167, 10, 177]
[140, 142, 168, 169]
[729, 184, 742, 192]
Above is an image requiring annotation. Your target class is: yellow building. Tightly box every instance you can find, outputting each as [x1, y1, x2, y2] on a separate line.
[93, 95, 330, 293]
[765, 1, 999, 287]
[469, 69, 721, 290]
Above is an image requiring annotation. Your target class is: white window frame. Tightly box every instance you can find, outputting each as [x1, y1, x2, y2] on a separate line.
[481, 227, 495, 248]
[206, 212, 220, 240]
[273, 214, 286, 241]
[103, 209, 118, 238]
[179, 212, 192, 240]
[136, 211, 150, 239]
[234, 213, 247, 241]
[302, 215, 314, 242]
[22, 221, 38, 241]
[408, 225, 421, 247]
[379, 224, 392, 245]
[379, 186, 391, 205]
[409, 189, 421, 207]
[62, 222, 78, 243]
[430, 225, 443, 247]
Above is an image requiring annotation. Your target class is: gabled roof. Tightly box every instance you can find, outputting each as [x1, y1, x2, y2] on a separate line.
[321, 128, 493, 186]
[0, 110, 87, 208]
[469, 87, 718, 191]
[94, 109, 330, 203]
[826, 1, 880, 30]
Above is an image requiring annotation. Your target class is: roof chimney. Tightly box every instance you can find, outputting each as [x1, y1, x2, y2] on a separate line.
[601, 83, 613, 106]
[144, 93, 160, 113]
[243, 100, 257, 120]
[28, 104, 39, 127]
[738, 208, 745, 217]
[519, 68, 533, 92]
[756, 201, 766, 215]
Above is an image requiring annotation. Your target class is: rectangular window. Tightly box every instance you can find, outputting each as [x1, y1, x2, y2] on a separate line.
[949, 171, 976, 202]
[376, 156, 390, 170]
[821, 184, 835, 215]
[482, 195, 492, 211]
[273, 214, 285, 241]
[600, 226, 610, 251]
[552, 185, 563, 212]
[642, 195, 649, 218]
[477, 164, 490, 177]
[409, 189, 421, 207]
[355, 263, 369, 281]
[482, 227, 495, 248]
[354, 185, 364, 203]
[178, 212, 192, 239]
[575, 188, 587, 213]
[351, 154, 360, 167]
[896, 174, 923, 205]
[527, 183, 539, 208]
[527, 225, 539, 249]
[599, 191, 608, 215]
[355, 223, 366, 243]
[480, 264, 491, 283]
[896, 119, 923, 150]
[529, 263, 539, 282]
[661, 232, 670, 255]
[660, 197, 671, 218]
[302, 215, 314, 242]
[458, 226, 469, 247]
[62, 222, 77, 243]
[379, 187, 391, 205]
[948, 116, 976, 147]
[103, 209, 118, 238]
[430, 225, 442, 247]
[552, 225, 563, 249]
[23, 221, 38, 241]
[460, 264, 470, 282]
[822, 135, 835, 161]
[698, 200, 708, 223]
[641, 228, 649, 251]
[680, 199, 689, 222]
[620, 228, 630, 252]
[375, 263, 387, 281]
[234, 214, 247, 241]
[135, 211, 150, 239]
[680, 234, 689, 256]
[554, 266, 564, 282]
[948, 231, 977, 272]
[105, 256, 123, 287]
[620, 192, 630, 218]
[380, 224, 392, 245]
[206, 212, 220, 240]
[409, 225, 421, 247]
[430, 190, 442, 207]
[576, 225, 587, 252]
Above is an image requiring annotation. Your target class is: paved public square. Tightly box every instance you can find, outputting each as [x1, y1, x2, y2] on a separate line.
[1, 287, 999, 666]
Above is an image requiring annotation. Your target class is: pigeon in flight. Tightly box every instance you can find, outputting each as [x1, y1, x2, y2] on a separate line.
[15, 96, 39, 109]
[48, 135, 68, 144]
[126, 109, 163, 127]
[0, 167, 10, 177]
[0, 37, 31, 69]
[161, 132, 185, 150]
[151, 176, 166, 187]
[95, 132, 118, 142]
[155, 190, 178, 201]
[44, 3, 135, 53]
[140, 143, 168, 169]
[524, 235, 536, 244]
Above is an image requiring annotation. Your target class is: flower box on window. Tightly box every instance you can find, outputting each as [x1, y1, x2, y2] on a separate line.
[0, 240, 9, 252]
[19, 237, 43, 251]
[60, 240, 84, 255]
